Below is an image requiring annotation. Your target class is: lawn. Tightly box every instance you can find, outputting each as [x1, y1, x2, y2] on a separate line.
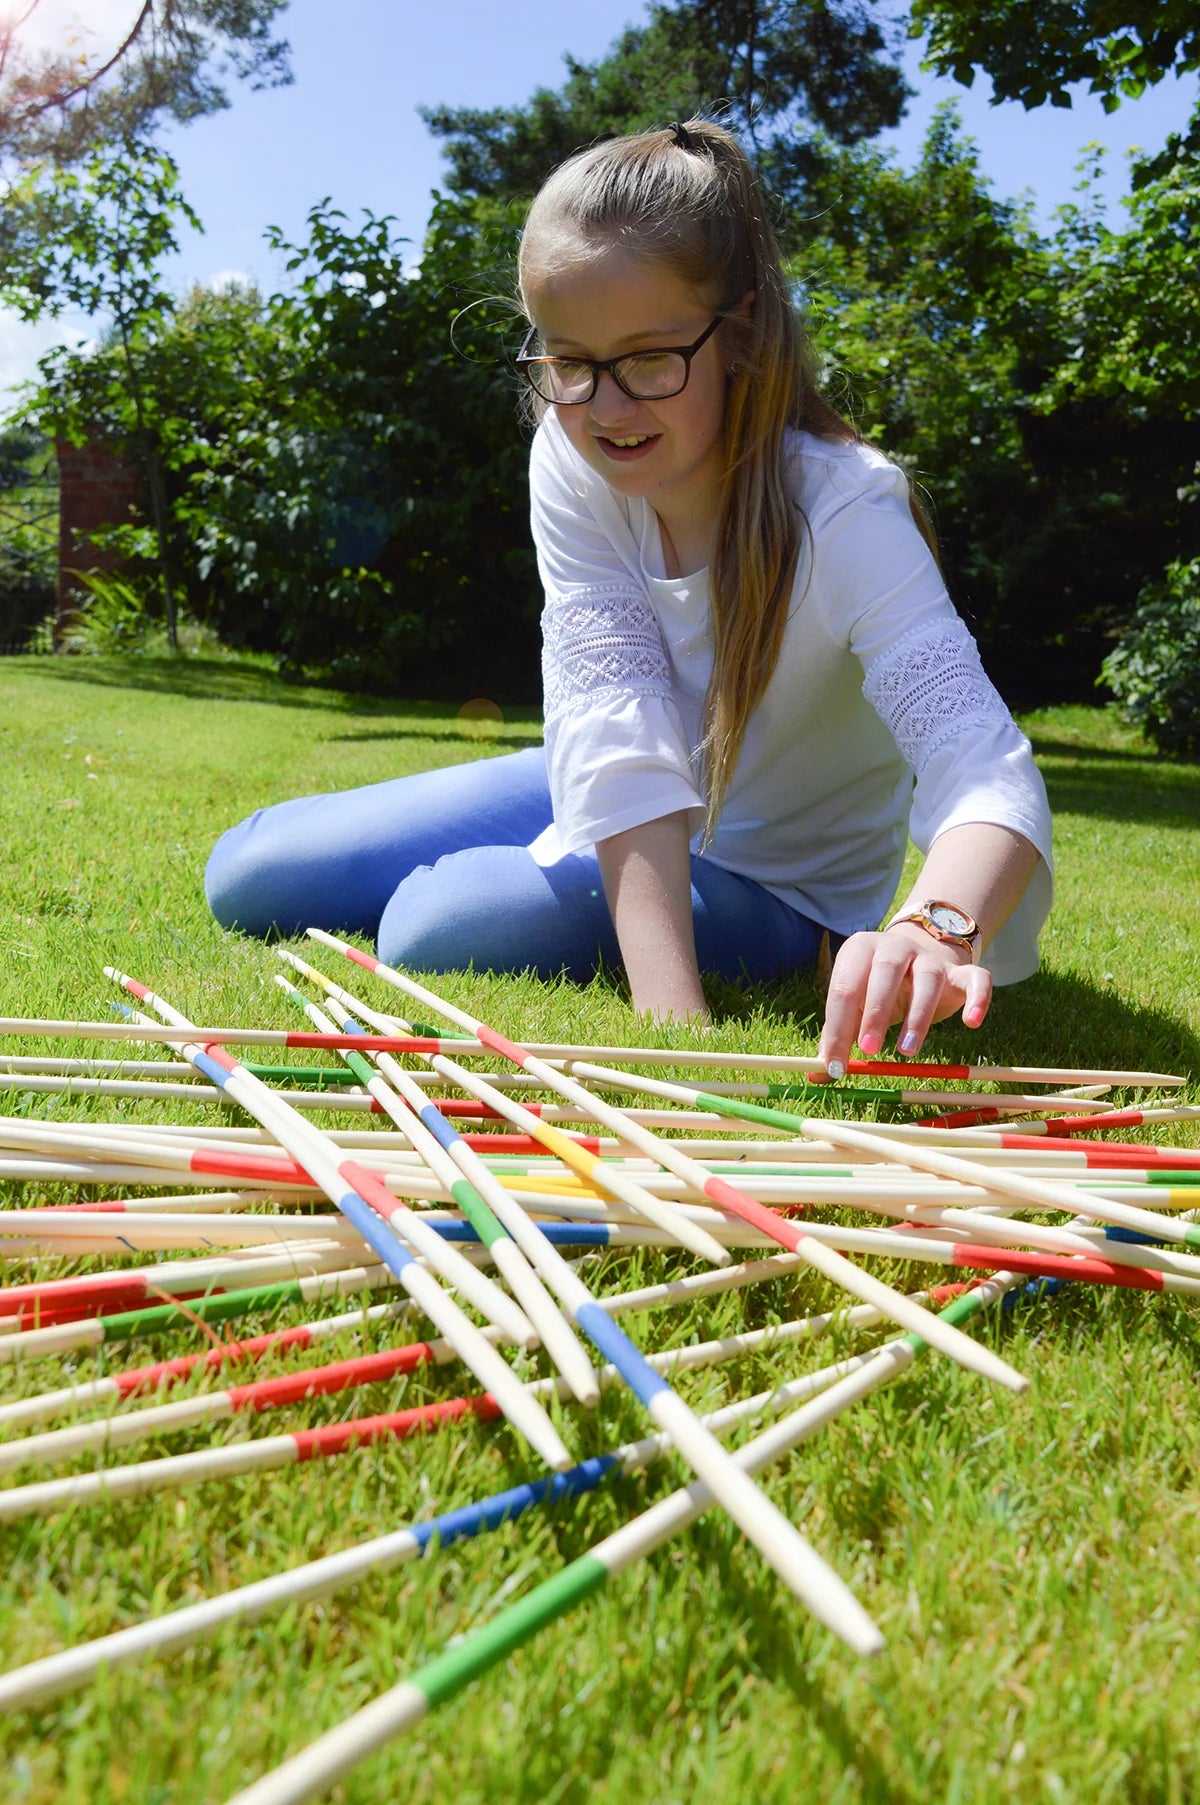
[0, 653, 1197, 1805]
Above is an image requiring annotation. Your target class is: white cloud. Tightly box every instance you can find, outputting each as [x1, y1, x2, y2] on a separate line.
[204, 269, 255, 294]
[7, 0, 142, 60]
[0, 309, 93, 416]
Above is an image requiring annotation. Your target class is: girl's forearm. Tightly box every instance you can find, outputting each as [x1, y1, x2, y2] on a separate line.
[595, 814, 708, 1022]
[891, 823, 1042, 952]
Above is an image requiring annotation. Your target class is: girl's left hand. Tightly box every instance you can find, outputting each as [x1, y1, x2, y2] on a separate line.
[817, 924, 993, 1076]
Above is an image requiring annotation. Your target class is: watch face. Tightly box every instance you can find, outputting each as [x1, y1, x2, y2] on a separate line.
[929, 903, 973, 936]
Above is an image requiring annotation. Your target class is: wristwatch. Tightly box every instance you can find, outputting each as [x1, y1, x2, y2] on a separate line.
[884, 899, 982, 962]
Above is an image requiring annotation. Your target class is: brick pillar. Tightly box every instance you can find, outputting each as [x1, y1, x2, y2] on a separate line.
[55, 436, 144, 644]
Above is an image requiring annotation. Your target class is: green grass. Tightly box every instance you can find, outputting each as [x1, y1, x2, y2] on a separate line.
[0, 654, 1197, 1804]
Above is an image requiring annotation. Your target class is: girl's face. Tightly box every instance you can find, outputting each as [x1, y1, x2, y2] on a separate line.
[522, 242, 730, 532]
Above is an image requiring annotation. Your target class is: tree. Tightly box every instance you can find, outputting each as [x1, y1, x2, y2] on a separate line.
[798, 109, 1199, 700]
[909, 0, 1198, 108]
[908, 0, 1199, 182]
[422, 0, 912, 215]
[0, 0, 291, 172]
[2, 138, 202, 648]
[21, 190, 544, 696]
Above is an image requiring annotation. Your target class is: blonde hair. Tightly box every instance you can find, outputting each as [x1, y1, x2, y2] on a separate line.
[519, 119, 938, 840]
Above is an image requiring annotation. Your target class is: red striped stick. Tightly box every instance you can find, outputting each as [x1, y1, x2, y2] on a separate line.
[970, 1133, 1200, 1168]
[0, 1393, 516, 1521]
[0, 1118, 589, 1178]
[306, 933, 1028, 1396]
[0, 1288, 418, 1431]
[0, 1328, 490, 1477]
[0, 1012, 1184, 1087]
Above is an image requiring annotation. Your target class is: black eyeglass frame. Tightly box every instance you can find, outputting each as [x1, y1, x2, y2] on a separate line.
[516, 315, 724, 404]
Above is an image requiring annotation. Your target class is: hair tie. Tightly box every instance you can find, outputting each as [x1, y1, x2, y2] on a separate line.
[667, 121, 695, 152]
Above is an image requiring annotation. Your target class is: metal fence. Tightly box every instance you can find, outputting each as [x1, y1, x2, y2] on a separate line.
[0, 455, 57, 654]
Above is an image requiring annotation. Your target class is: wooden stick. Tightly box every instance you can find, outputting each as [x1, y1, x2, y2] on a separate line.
[102, 972, 571, 1473]
[0, 1296, 912, 1479]
[220, 1276, 1021, 1804]
[263, 965, 877, 1620]
[313, 940, 1028, 1395]
[566, 1062, 1200, 1252]
[273, 974, 599, 1407]
[273, 954, 730, 1268]
[3, 1008, 1185, 1089]
[0, 1287, 972, 1712]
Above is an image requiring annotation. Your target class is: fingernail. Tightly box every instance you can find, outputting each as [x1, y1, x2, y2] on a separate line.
[964, 1006, 985, 1028]
[858, 1033, 881, 1056]
[898, 1030, 920, 1055]
[826, 1059, 845, 1080]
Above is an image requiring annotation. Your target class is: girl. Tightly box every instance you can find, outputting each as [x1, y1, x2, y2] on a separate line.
[205, 119, 1051, 1075]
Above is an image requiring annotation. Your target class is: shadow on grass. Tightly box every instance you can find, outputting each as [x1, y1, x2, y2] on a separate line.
[699, 966, 1199, 1080]
[690, 1513, 913, 1804]
[1028, 735, 1156, 765]
[322, 727, 544, 748]
[1035, 750, 1200, 828]
[4, 654, 543, 724]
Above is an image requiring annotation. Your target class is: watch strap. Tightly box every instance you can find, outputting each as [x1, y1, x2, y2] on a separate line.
[883, 900, 982, 963]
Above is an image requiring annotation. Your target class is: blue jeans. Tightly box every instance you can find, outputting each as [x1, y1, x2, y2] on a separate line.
[205, 748, 827, 983]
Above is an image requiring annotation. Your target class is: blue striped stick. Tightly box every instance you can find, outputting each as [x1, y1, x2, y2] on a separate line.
[272, 973, 599, 1405]
[273, 950, 879, 1642]
[103, 971, 571, 1473]
[304, 934, 1030, 1395]
[224, 1274, 1020, 1805]
[0, 1287, 934, 1713]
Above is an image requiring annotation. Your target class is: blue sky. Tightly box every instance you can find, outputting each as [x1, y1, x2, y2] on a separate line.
[2, 0, 1195, 398]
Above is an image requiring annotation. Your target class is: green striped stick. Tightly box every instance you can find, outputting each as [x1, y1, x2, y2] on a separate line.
[273, 975, 598, 1405]
[224, 1275, 1017, 1805]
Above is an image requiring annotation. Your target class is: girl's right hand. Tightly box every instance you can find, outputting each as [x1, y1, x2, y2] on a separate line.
[816, 924, 993, 1076]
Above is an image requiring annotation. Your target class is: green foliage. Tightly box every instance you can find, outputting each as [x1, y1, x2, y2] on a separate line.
[798, 111, 1200, 700]
[183, 194, 539, 693]
[908, 0, 1200, 185]
[423, 0, 912, 216]
[61, 568, 234, 660]
[1100, 557, 1200, 756]
[8, 66, 1195, 705]
[60, 570, 160, 656]
[909, 0, 1200, 109]
[3, 138, 205, 649]
[21, 189, 541, 695]
[0, 136, 198, 330]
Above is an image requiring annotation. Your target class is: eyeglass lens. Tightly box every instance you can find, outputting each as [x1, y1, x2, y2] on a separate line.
[527, 350, 689, 403]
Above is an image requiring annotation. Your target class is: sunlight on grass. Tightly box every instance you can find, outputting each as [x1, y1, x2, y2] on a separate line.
[0, 655, 1196, 1804]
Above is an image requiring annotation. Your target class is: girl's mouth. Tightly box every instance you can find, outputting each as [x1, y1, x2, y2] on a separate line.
[595, 433, 660, 462]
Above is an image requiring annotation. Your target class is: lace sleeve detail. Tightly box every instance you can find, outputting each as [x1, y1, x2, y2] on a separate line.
[542, 585, 674, 725]
[861, 617, 1013, 774]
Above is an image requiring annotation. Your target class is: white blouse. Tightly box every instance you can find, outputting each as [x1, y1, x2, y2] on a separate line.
[529, 409, 1053, 983]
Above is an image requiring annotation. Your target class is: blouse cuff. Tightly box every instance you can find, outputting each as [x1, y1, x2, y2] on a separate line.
[543, 692, 705, 857]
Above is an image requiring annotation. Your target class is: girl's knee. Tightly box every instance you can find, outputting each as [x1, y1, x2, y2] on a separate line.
[205, 813, 272, 935]
[377, 851, 514, 971]
[377, 845, 612, 978]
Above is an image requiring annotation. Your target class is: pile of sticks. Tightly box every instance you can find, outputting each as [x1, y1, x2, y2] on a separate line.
[0, 933, 1194, 1805]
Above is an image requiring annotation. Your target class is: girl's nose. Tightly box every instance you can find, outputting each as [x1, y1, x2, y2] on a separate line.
[589, 370, 640, 426]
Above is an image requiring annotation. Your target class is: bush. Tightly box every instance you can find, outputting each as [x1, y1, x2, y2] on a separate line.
[62, 569, 231, 659]
[1099, 557, 1200, 756]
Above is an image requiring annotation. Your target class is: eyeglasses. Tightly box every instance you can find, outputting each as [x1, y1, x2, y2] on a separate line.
[516, 316, 723, 404]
